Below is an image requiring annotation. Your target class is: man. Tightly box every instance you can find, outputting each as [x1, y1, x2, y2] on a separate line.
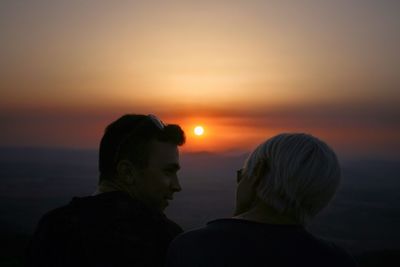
[26, 114, 185, 267]
[166, 133, 357, 267]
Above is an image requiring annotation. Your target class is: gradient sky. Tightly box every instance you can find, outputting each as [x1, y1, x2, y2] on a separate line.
[1, 0, 399, 158]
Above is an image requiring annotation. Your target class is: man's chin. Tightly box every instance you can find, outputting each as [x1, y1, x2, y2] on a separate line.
[159, 199, 169, 211]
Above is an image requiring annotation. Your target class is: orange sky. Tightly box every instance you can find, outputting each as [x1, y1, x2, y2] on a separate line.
[0, 1, 399, 159]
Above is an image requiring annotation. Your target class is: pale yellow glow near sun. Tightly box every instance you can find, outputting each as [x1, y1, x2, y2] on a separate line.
[194, 126, 204, 136]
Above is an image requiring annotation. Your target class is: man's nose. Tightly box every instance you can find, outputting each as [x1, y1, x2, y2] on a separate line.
[171, 176, 182, 192]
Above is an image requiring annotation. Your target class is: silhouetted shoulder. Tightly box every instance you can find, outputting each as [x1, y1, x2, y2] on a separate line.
[167, 219, 357, 267]
[26, 192, 183, 267]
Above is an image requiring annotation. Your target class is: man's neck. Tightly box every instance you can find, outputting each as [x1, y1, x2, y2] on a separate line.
[94, 180, 163, 215]
[94, 179, 132, 197]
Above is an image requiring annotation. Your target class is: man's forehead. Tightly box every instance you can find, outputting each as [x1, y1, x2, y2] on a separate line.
[148, 140, 180, 166]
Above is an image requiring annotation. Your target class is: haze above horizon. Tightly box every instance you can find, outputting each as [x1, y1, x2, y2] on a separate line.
[1, 1, 399, 159]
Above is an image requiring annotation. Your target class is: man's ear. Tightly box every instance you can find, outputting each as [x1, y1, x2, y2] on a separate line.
[116, 160, 139, 185]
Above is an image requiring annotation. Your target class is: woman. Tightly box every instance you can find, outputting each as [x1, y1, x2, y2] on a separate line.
[166, 133, 356, 267]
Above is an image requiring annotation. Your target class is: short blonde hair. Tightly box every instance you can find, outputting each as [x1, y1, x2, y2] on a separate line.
[243, 133, 341, 224]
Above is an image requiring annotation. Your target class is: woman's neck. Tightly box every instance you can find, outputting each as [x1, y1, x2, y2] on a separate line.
[233, 200, 299, 225]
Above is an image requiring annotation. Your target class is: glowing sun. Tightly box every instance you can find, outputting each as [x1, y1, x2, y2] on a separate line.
[194, 126, 204, 136]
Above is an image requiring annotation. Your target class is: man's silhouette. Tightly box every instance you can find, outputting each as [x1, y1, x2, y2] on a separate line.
[26, 114, 185, 267]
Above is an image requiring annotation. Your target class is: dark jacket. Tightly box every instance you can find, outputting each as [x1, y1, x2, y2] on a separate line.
[167, 218, 357, 267]
[26, 191, 182, 267]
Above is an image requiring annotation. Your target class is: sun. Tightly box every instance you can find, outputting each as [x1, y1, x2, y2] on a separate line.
[194, 126, 204, 136]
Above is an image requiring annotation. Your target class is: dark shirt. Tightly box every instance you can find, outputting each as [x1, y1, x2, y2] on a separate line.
[26, 191, 182, 267]
[166, 218, 356, 267]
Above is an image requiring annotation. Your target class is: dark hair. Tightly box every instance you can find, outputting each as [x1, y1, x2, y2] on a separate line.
[98, 114, 185, 181]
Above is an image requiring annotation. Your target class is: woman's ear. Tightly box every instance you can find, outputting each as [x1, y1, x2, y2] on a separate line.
[116, 160, 137, 185]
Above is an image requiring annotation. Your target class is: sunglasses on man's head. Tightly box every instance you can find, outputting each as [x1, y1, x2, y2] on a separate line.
[148, 114, 165, 130]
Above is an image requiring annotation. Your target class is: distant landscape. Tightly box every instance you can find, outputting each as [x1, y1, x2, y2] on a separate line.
[0, 147, 399, 266]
